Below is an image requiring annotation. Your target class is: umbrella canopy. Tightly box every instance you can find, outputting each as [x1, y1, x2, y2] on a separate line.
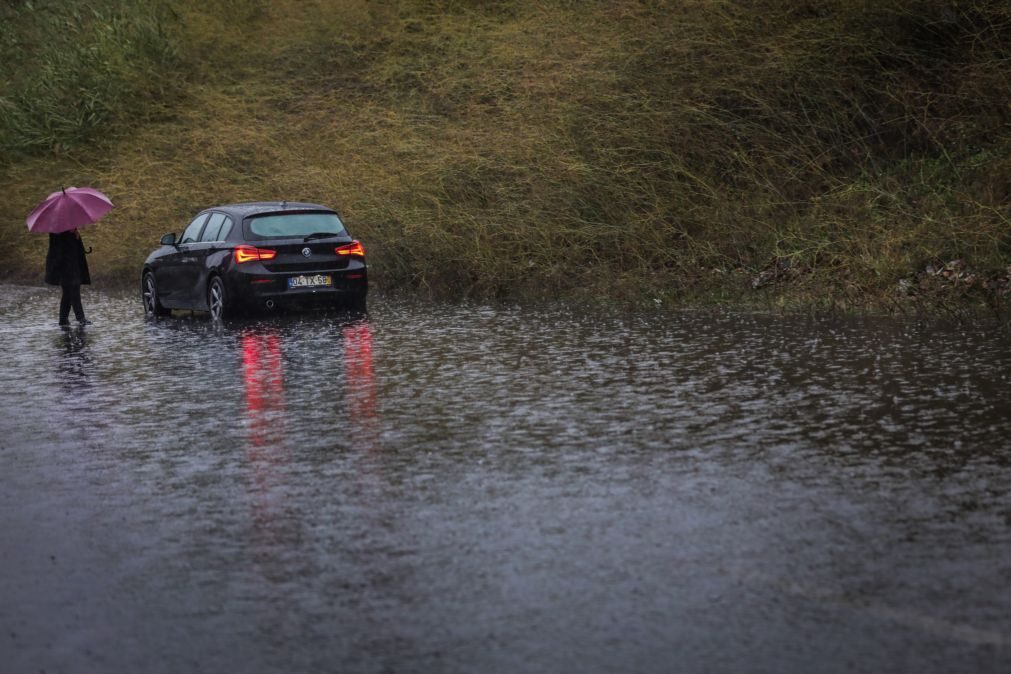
[26, 186, 114, 234]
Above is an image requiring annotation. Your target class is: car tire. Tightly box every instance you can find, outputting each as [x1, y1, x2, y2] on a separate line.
[142, 272, 171, 317]
[208, 276, 231, 321]
[342, 291, 367, 313]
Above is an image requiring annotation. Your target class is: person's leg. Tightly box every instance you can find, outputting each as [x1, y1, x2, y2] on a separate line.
[68, 283, 85, 322]
[59, 284, 72, 325]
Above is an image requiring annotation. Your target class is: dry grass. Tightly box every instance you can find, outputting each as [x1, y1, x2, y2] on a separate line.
[2, 0, 1009, 309]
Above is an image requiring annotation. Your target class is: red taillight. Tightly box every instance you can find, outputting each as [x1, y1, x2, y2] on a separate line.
[335, 241, 365, 258]
[235, 245, 277, 264]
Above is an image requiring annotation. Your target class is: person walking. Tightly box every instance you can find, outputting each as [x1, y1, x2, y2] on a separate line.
[45, 228, 92, 326]
[26, 186, 113, 325]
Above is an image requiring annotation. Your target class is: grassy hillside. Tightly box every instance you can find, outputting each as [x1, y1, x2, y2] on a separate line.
[2, 0, 1009, 310]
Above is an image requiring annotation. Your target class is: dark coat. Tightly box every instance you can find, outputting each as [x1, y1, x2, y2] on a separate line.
[45, 231, 91, 286]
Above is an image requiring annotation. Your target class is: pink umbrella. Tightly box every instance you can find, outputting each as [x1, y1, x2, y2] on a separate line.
[25, 186, 114, 234]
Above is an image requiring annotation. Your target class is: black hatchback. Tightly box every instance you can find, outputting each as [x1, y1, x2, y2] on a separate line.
[141, 201, 367, 319]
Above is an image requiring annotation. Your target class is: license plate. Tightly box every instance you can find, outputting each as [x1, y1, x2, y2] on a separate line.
[288, 274, 332, 289]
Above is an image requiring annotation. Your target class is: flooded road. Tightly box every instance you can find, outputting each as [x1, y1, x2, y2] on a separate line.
[1, 287, 1009, 673]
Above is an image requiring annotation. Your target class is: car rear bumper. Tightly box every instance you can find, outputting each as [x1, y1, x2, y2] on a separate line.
[224, 263, 367, 308]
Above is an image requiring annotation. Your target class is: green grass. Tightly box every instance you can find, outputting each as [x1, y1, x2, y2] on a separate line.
[0, 0, 190, 158]
[2, 0, 1009, 311]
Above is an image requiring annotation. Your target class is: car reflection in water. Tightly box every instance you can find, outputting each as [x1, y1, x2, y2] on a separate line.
[341, 321, 379, 452]
[239, 327, 297, 583]
[235, 318, 392, 653]
[239, 319, 379, 538]
[237, 319, 379, 627]
[239, 319, 378, 460]
[241, 328, 290, 487]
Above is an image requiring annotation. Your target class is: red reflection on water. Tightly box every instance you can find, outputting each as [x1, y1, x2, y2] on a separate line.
[241, 330, 289, 506]
[342, 321, 379, 449]
[239, 328, 296, 635]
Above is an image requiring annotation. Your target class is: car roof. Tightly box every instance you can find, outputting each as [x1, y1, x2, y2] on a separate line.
[200, 201, 337, 219]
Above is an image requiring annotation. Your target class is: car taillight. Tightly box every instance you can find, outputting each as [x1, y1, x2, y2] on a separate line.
[335, 241, 365, 257]
[235, 245, 277, 264]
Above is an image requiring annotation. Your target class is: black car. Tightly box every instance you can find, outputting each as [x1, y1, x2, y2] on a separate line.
[141, 201, 367, 319]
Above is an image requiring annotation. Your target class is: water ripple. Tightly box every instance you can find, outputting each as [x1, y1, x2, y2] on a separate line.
[1, 290, 1009, 673]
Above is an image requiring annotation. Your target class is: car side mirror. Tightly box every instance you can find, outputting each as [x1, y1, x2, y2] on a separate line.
[160, 233, 177, 246]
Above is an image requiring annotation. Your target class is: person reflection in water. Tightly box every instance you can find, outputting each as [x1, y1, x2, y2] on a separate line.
[56, 327, 92, 391]
[45, 228, 92, 326]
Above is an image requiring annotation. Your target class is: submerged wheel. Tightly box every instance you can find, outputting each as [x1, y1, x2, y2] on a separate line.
[342, 291, 367, 313]
[142, 272, 170, 317]
[208, 276, 231, 321]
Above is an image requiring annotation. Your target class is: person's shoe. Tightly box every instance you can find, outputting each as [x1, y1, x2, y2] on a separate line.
[58, 319, 70, 327]
[77, 319, 92, 326]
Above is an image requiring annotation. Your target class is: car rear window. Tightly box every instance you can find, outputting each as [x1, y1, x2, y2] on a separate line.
[245, 212, 346, 239]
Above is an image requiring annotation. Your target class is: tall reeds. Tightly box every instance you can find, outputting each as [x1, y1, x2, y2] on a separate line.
[0, 0, 187, 160]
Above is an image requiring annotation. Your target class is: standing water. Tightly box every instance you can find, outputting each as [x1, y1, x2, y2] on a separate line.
[1, 287, 1009, 673]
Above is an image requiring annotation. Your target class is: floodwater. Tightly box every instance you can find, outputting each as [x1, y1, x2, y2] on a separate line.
[1, 286, 1009, 674]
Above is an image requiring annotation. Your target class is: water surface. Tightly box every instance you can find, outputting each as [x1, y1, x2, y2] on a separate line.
[1, 288, 1009, 673]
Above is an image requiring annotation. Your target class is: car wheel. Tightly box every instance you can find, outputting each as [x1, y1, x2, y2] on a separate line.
[341, 291, 367, 313]
[142, 272, 170, 317]
[208, 276, 231, 321]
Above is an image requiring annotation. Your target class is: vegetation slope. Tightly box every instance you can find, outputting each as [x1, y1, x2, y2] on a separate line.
[2, 0, 1009, 310]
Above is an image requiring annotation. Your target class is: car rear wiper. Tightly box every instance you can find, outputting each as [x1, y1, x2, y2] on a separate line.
[303, 232, 341, 242]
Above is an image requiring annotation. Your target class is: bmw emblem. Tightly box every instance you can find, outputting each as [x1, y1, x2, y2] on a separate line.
[301, 247, 312, 258]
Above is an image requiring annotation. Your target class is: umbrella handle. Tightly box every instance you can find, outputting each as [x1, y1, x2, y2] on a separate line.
[85, 246, 93, 254]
